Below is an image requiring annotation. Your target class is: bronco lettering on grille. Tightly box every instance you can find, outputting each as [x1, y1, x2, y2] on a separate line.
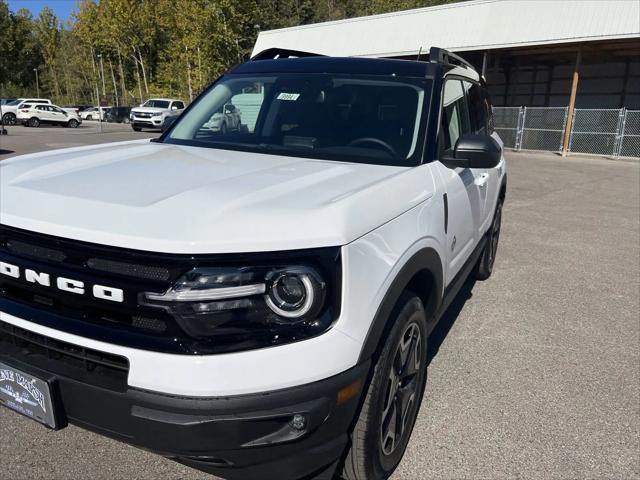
[0, 261, 124, 303]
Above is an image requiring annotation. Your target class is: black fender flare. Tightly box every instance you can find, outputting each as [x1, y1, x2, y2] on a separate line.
[357, 247, 443, 363]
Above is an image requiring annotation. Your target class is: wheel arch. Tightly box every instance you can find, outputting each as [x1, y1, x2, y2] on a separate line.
[357, 247, 443, 363]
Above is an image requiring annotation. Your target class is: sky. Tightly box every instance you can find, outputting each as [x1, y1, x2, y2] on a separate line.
[7, 0, 77, 23]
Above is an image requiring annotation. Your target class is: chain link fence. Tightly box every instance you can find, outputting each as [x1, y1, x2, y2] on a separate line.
[492, 106, 522, 149]
[618, 110, 640, 159]
[569, 109, 622, 156]
[493, 106, 639, 159]
[520, 107, 567, 152]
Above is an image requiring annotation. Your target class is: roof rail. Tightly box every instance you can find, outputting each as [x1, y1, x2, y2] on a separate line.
[428, 47, 475, 71]
[251, 48, 325, 61]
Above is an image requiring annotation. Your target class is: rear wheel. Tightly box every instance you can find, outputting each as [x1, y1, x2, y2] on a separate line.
[3, 112, 16, 125]
[86, 115, 93, 121]
[475, 199, 503, 280]
[67, 119, 79, 128]
[28, 117, 40, 128]
[342, 293, 428, 480]
[122, 117, 130, 124]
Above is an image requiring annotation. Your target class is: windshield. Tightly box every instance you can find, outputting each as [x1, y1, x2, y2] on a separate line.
[164, 74, 430, 166]
[143, 100, 170, 108]
[6, 99, 22, 106]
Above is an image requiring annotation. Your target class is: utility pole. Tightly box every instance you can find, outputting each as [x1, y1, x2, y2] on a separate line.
[97, 53, 106, 100]
[33, 68, 39, 97]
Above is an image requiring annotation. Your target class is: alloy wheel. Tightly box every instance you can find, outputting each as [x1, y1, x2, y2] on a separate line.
[380, 322, 422, 456]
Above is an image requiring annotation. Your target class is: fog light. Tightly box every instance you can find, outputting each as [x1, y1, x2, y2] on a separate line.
[290, 414, 307, 431]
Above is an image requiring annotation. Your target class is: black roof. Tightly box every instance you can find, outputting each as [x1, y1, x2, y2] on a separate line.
[230, 56, 440, 78]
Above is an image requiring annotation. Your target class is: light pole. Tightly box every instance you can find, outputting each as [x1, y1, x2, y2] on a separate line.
[97, 53, 106, 100]
[33, 68, 39, 97]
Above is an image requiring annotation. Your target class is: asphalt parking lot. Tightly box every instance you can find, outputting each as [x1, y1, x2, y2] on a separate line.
[0, 128, 638, 480]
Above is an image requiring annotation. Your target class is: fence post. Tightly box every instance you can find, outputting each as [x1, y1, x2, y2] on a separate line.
[515, 106, 526, 151]
[560, 106, 569, 152]
[614, 108, 627, 158]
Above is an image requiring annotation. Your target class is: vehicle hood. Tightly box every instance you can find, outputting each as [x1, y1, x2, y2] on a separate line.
[131, 107, 168, 114]
[0, 141, 434, 253]
[2, 105, 19, 114]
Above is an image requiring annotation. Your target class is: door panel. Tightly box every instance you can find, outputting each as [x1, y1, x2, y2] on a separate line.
[439, 78, 487, 284]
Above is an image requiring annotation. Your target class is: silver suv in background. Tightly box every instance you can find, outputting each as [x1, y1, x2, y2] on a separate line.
[130, 98, 185, 131]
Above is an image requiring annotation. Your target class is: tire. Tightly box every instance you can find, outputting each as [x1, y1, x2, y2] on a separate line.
[28, 117, 40, 128]
[67, 119, 79, 128]
[343, 293, 428, 480]
[132, 126, 142, 132]
[475, 199, 503, 280]
[122, 117, 130, 124]
[3, 112, 16, 125]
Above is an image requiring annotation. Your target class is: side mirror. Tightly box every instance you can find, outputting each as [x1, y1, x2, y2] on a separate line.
[442, 134, 502, 169]
[161, 115, 177, 132]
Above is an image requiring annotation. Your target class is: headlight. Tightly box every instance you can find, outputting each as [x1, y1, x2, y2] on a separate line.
[152, 112, 163, 117]
[265, 267, 324, 319]
[139, 248, 340, 352]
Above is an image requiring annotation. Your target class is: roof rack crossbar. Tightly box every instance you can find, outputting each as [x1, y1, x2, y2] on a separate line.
[251, 48, 325, 61]
[428, 47, 474, 70]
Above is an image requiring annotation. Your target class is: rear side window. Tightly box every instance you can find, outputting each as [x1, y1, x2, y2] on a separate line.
[440, 79, 471, 154]
[464, 81, 494, 135]
[173, 101, 185, 109]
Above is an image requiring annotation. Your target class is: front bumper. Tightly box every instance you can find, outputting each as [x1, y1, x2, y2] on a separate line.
[0, 321, 368, 480]
[132, 117, 163, 128]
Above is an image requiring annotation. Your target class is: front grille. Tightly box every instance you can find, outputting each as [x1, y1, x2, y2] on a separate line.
[87, 257, 170, 281]
[135, 112, 153, 118]
[0, 320, 129, 391]
[0, 224, 186, 351]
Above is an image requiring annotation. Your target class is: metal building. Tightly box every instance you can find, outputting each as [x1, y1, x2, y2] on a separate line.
[253, 0, 640, 109]
[253, 0, 640, 157]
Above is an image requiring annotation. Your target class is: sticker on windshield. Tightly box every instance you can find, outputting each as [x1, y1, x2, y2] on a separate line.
[277, 93, 300, 101]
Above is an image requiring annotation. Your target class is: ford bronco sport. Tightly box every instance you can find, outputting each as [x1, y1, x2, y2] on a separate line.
[0, 47, 506, 480]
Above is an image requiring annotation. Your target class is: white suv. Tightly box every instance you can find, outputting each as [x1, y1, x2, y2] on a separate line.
[0, 48, 505, 480]
[130, 98, 185, 131]
[17, 103, 81, 128]
[1, 98, 52, 125]
[79, 106, 111, 121]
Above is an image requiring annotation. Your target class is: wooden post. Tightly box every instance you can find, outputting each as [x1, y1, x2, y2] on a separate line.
[562, 47, 582, 156]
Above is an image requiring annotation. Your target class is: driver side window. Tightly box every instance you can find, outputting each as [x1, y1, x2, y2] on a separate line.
[440, 79, 471, 155]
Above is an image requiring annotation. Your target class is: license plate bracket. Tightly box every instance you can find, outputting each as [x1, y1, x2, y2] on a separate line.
[0, 361, 65, 430]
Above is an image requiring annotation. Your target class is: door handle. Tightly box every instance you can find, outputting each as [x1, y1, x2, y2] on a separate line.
[475, 173, 490, 188]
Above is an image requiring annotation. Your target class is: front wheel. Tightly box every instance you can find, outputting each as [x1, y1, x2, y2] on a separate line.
[28, 117, 40, 128]
[3, 112, 16, 125]
[132, 126, 142, 132]
[475, 199, 503, 280]
[342, 293, 428, 480]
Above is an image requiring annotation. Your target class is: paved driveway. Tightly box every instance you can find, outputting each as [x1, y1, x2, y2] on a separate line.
[0, 133, 638, 480]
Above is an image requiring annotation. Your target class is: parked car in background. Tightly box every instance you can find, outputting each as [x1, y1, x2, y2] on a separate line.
[104, 106, 132, 123]
[130, 98, 184, 131]
[79, 106, 111, 121]
[1, 98, 17, 106]
[62, 105, 93, 114]
[201, 103, 242, 134]
[17, 103, 81, 128]
[1, 98, 52, 125]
